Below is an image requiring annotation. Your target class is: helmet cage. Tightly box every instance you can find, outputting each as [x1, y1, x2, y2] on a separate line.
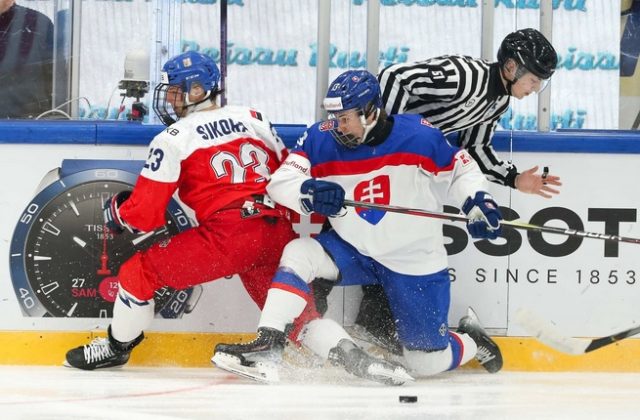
[325, 109, 364, 149]
[152, 83, 182, 126]
[325, 102, 378, 148]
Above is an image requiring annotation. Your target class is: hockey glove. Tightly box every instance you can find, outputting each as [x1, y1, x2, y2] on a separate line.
[104, 190, 137, 234]
[300, 178, 345, 217]
[462, 191, 502, 240]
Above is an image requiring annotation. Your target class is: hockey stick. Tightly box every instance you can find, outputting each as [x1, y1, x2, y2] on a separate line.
[515, 308, 640, 355]
[343, 199, 640, 244]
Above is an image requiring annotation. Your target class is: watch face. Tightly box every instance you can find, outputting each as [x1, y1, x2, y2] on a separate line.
[10, 167, 192, 318]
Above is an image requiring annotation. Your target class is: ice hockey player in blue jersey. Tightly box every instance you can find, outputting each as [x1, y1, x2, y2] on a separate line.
[212, 70, 504, 384]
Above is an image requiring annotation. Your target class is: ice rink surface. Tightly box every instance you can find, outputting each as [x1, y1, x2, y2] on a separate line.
[1, 365, 639, 420]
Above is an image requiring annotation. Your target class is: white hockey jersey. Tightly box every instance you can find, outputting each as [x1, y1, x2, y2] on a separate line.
[267, 114, 489, 275]
[121, 105, 287, 231]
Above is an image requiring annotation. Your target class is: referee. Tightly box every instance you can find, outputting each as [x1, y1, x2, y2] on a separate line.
[380, 28, 561, 196]
[348, 28, 562, 355]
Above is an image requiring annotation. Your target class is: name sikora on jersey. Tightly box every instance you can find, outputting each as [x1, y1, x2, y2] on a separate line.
[196, 118, 248, 140]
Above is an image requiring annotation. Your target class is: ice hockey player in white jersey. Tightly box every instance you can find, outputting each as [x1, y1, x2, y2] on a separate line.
[350, 28, 562, 359]
[212, 70, 504, 383]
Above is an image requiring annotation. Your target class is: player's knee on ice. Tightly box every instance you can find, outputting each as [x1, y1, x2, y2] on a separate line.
[403, 332, 477, 377]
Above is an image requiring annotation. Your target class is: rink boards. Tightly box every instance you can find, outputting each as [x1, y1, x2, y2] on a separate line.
[1, 123, 640, 372]
[2, 331, 640, 372]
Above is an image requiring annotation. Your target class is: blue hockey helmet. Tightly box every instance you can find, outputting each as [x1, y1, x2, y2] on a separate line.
[153, 51, 221, 125]
[323, 70, 382, 114]
[322, 70, 382, 148]
[160, 51, 220, 92]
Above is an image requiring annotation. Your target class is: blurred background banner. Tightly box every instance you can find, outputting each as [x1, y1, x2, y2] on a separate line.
[21, 0, 624, 128]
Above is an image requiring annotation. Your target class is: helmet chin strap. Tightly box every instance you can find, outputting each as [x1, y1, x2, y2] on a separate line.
[503, 63, 529, 96]
[502, 67, 516, 96]
[359, 108, 380, 145]
[183, 90, 214, 116]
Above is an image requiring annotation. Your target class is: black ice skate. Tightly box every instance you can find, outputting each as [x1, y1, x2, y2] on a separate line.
[353, 285, 403, 355]
[457, 307, 503, 373]
[64, 326, 143, 370]
[328, 339, 414, 386]
[211, 327, 285, 383]
[348, 323, 403, 357]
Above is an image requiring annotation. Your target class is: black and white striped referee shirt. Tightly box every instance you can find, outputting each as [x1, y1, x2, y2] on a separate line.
[378, 55, 517, 188]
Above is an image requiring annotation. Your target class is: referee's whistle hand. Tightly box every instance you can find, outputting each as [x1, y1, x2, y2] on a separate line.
[515, 165, 562, 198]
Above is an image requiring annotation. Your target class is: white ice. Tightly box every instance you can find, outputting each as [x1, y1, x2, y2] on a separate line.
[1, 365, 639, 420]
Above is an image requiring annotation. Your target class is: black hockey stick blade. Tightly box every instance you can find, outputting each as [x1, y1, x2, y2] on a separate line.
[515, 308, 640, 355]
[343, 200, 640, 244]
[584, 325, 640, 353]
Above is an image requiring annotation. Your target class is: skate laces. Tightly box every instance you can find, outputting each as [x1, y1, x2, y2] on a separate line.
[475, 346, 496, 364]
[83, 338, 115, 363]
[252, 329, 267, 344]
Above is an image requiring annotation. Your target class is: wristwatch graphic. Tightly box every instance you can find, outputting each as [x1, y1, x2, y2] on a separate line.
[9, 159, 202, 318]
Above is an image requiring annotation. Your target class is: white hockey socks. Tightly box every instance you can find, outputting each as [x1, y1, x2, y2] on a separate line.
[403, 331, 477, 377]
[452, 331, 478, 367]
[258, 288, 307, 332]
[111, 286, 154, 343]
[299, 318, 353, 360]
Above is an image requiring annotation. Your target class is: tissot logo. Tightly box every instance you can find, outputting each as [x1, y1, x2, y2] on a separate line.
[443, 205, 637, 258]
[84, 224, 110, 232]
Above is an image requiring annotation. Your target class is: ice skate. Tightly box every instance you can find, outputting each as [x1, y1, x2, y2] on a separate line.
[352, 285, 403, 356]
[212, 327, 285, 384]
[64, 327, 143, 370]
[348, 323, 403, 357]
[457, 307, 503, 373]
[328, 339, 414, 386]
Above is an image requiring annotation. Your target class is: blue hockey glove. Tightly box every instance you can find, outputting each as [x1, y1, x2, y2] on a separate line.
[104, 190, 137, 234]
[300, 178, 345, 217]
[461, 192, 502, 240]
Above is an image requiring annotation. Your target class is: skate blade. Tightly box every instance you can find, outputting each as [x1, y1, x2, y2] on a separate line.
[211, 352, 279, 384]
[466, 306, 480, 322]
[367, 364, 415, 386]
[61, 359, 126, 370]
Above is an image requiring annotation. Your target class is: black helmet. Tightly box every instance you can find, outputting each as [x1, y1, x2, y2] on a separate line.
[497, 28, 558, 79]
